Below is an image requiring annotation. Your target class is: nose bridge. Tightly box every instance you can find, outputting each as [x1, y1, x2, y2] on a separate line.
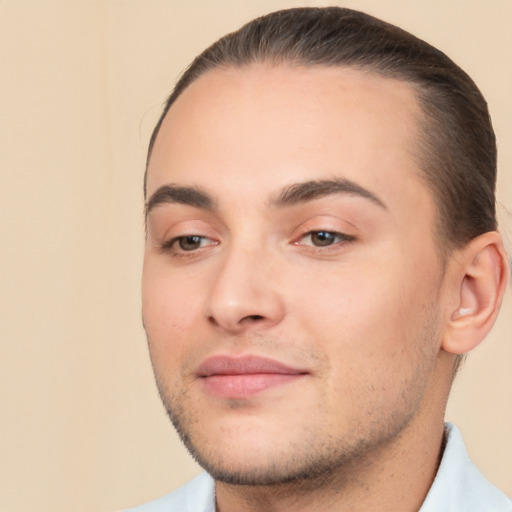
[205, 235, 285, 332]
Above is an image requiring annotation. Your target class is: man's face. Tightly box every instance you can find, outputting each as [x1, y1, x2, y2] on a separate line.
[142, 65, 447, 484]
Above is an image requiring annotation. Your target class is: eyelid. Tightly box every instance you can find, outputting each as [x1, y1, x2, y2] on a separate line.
[149, 214, 221, 246]
[294, 230, 356, 247]
[289, 215, 358, 246]
[154, 219, 221, 258]
[147, 210, 222, 241]
[161, 234, 218, 254]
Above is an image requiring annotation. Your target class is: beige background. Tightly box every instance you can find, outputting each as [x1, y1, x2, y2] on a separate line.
[0, 1, 510, 511]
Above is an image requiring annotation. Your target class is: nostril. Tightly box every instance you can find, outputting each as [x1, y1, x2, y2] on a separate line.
[208, 316, 219, 326]
[207, 314, 264, 328]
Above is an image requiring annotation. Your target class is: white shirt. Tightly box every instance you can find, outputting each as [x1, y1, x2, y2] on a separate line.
[125, 423, 511, 512]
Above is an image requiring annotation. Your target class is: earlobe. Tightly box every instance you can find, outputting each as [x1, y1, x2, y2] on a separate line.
[442, 231, 510, 355]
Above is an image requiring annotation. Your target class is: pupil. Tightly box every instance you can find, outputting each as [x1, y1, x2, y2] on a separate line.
[179, 236, 201, 250]
[313, 231, 335, 246]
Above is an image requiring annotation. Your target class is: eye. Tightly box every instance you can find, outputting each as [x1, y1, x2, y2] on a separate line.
[161, 235, 217, 254]
[309, 231, 339, 247]
[297, 230, 355, 247]
[177, 235, 207, 251]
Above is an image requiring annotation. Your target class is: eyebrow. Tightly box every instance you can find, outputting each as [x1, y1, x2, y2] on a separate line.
[269, 178, 387, 209]
[145, 177, 387, 219]
[145, 184, 215, 217]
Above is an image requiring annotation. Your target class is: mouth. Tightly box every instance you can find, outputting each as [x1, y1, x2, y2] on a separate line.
[196, 355, 308, 399]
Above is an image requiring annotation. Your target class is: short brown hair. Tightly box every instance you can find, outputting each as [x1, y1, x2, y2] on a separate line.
[146, 7, 497, 251]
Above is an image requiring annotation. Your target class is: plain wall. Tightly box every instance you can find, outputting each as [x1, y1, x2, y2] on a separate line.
[0, 1, 510, 511]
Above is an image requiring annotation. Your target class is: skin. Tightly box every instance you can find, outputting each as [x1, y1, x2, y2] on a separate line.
[142, 65, 505, 512]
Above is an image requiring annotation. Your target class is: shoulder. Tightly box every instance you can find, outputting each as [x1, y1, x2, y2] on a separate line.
[123, 472, 215, 512]
[421, 423, 512, 512]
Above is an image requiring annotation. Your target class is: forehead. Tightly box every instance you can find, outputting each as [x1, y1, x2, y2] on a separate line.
[147, 64, 429, 215]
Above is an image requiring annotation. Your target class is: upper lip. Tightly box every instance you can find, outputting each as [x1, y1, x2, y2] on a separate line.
[196, 355, 308, 377]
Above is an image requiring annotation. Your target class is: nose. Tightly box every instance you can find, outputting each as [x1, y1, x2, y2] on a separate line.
[205, 245, 286, 333]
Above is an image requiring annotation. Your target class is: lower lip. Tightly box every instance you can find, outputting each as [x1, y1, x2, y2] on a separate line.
[202, 373, 305, 399]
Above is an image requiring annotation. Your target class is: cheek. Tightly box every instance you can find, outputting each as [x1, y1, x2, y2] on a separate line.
[292, 258, 437, 362]
[291, 262, 440, 422]
[141, 261, 206, 359]
[294, 263, 398, 329]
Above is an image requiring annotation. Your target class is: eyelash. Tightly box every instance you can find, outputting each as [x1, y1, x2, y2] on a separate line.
[294, 230, 356, 248]
[160, 235, 217, 256]
[160, 229, 355, 257]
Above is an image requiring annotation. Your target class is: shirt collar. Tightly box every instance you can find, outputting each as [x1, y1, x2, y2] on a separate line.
[420, 422, 511, 511]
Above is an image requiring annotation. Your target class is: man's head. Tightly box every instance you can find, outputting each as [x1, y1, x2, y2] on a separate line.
[141, 7, 508, 489]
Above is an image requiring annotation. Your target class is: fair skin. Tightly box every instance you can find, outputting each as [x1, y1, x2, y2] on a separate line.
[142, 65, 509, 512]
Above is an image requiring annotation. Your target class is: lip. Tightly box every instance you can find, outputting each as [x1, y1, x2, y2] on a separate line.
[196, 355, 308, 399]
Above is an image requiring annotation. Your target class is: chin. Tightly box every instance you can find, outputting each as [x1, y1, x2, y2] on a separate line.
[167, 407, 369, 488]
[189, 448, 343, 487]
[166, 407, 325, 485]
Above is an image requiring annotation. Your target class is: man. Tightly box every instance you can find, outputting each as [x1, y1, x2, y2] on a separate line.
[129, 7, 511, 512]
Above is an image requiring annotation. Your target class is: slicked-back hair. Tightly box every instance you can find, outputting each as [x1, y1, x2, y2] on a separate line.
[145, 7, 497, 251]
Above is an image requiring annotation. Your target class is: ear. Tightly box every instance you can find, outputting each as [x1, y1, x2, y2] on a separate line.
[442, 231, 510, 355]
